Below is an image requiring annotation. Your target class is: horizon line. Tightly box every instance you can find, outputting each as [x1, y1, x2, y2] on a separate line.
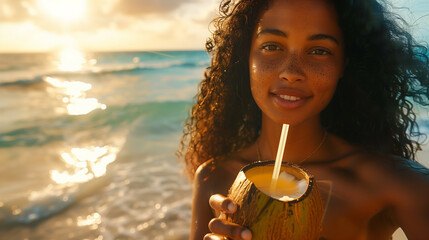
[0, 48, 207, 54]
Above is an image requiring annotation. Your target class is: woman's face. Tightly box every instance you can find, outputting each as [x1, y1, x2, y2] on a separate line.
[249, 0, 345, 126]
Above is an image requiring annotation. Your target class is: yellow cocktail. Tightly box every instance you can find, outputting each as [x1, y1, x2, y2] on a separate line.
[246, 165, 307, 201]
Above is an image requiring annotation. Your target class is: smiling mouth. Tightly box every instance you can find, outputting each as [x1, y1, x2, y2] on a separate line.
[278, 95, 301, 101]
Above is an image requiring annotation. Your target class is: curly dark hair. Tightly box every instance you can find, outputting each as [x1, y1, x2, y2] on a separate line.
[178, 0, 429, 179]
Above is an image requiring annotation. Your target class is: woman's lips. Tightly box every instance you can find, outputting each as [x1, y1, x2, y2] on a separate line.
[271, 88, 311, 109]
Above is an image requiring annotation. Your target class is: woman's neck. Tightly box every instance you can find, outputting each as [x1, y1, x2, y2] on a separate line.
[257, 115, 327, 164]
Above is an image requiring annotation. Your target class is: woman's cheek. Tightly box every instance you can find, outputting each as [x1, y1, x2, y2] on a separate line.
[250, 53, 281, 76]
[305, 60, 341, 106]
[306, 59, 340, 84]
[250, 55, 277, 90]
[250, 73, 266, 106]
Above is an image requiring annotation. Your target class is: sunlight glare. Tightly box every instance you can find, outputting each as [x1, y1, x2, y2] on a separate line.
[58, 48, 86, 72]
[51, 145, 120, 185]
[77, 212, 101, 227]
[38, 0, 87, 22]
[44, 76, 106, 115]
[66, 98, 107, 115]
[44, 77, 92, 97]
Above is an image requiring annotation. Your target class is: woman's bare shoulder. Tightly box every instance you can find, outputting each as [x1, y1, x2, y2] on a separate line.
[332, 150, 429, 207]
[350, 151, 429, 190]
[194, 154, 248, 195]
[383, 154, 429, 199]
[191, 157, 234, 240]
[369, 153, 429, 186]
[194, 158, 223, 193]
[388, 154, 429, 177]
[194, 158, 217, 183]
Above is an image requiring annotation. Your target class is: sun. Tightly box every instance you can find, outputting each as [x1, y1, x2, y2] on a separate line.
[37, 0, 87, 22]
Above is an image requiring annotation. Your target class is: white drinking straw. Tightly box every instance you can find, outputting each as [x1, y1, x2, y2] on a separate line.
[270, 124, 290, 193]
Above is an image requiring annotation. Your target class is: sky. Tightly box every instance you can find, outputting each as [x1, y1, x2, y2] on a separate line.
[0, 0, 218, 52]
[0, 0, 428, 53]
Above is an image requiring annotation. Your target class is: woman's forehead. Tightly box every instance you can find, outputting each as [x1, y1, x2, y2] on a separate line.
[260, 0, 339, 24]
[255, 0, 343, 41]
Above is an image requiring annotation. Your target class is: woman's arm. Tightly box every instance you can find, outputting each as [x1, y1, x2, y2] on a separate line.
[190, 163, 216, 240]
[397, 199, 429, 240]
[190, 161, 252, 240]
[392, 160, 429, 240]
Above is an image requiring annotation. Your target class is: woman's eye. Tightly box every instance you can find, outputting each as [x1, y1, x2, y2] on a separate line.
[310, 49, 331, 55]
[261, 44, 281, 51]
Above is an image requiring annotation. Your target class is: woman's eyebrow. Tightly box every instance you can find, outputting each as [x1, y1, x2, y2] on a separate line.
[256, 28, 287, 38]
[308, 34, 339, 45]
[257, 29, 340, 46]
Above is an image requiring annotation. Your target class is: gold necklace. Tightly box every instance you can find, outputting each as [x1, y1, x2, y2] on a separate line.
[256, 130, 328, 165]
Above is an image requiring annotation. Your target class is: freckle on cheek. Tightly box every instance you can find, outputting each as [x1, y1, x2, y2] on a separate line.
[306, 62, 335, 85]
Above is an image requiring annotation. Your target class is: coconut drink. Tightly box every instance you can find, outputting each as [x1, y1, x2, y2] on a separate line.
[222, 161, 325, 240]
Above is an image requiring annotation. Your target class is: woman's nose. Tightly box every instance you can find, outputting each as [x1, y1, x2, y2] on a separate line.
[279, 53, 306, 83]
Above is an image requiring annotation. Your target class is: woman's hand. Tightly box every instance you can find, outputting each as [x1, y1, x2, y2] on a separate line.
[204, 194, 252, 240]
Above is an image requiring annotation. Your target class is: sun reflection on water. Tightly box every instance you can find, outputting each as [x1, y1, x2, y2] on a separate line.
[58, 48, 86, 72]
[77, 212, 101, 227]
[44, 76, 106, 115]
[43, 48, 108, 115]
[45, 77, 91, 97]
[51, 145, 119, 184]
[66, 98, 107, 115]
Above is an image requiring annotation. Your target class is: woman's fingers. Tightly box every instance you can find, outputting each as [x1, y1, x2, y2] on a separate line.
[208, 218, 252, 240]
[209, 194, 237, 213]
[208, 194, 251, 240]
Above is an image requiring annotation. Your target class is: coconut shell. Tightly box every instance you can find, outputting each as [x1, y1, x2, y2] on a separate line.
[222, 161, 324, 240]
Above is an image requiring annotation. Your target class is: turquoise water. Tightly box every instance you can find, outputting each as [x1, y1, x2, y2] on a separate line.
[0, 50, 209, 239]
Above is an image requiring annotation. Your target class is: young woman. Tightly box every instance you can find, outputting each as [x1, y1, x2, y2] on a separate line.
[179, 0, 429, 239]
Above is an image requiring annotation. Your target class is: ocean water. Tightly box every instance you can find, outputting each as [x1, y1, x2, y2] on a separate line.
[0, 49, 209, 240]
